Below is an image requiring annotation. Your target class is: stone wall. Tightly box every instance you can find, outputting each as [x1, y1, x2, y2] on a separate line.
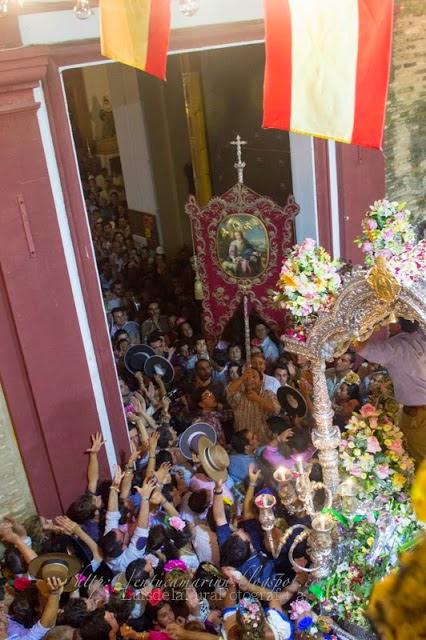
[0, 385, 35, 521]
[384, 0, 426, 228]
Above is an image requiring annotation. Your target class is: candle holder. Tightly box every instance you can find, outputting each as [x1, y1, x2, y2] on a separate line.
[337, 478, 359, 514]
[273, 462, 333, 518]
[254, 493, 277, 557]
[280, 513, 335, 580]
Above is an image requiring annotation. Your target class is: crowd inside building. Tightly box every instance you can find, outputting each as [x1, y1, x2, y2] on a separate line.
[1, 165, 424, 640]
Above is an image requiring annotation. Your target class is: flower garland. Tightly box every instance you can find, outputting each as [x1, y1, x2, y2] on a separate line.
[339, 404, 414, 494]
[274, 238, 341, 337]
[304, 404, 421, 630]
[387, 238, 426, 287]
[355, 200, 416, 267]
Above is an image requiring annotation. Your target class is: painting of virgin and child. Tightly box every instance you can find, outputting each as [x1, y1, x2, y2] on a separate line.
[217, 214, 269, 280]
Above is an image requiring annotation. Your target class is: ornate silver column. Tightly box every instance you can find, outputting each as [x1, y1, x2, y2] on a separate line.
[311, 360, 341, 494]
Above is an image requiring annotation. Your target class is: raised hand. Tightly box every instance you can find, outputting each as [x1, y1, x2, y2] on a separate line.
[148, 430, 160, 455]
[155, 461, 172, 485]
[112, 465, 125, 489]
[136, 476, 157, 499]
[46, 576, 67, 596]
[248, 462, 262, 485]
[132, 396, 145, 415]
[54, 515, 77, 536]
[3, 516, 27, 538]
[127, 442, 142, 467]
[85, 432, 105, 455]
[0, 521, 17, 544]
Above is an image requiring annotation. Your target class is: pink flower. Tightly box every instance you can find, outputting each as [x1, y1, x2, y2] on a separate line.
[388, 439, 403, 454]
[366, 218, 378, 230]
[168, 516, 186, 532]
[362, 242, 373, 253]
[360, 404, 379, 418]
[164, 559, 188, 573]
[367, 436, 381, 454]
[340, 440, 348, 449]
[351, 464, 363, 478]
[376, 464, 390, 480]
[290, 599, 312, 620]
[369, 417, 378, 430]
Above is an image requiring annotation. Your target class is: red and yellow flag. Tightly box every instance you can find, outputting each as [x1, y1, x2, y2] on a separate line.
[263, 0, 394, 149]
[99, 0, 171, 80]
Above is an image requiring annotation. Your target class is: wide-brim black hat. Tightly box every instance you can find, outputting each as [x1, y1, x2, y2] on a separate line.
[178, 422, 217, 460]
[124, 344, 155, 375]
[144, 355, 174, 385]
[28, 553, 82, 593]
[277, 384, 307, 418]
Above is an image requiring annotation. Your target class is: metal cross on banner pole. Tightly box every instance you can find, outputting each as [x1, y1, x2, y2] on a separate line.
[230, 134, 247, 184]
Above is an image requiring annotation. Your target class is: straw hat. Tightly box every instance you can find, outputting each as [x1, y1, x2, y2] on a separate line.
[28, 553, 81, 593]
[198, 436, 229, 482]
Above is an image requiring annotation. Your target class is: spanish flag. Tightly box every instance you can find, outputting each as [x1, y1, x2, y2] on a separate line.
[263, 0, 394, 149]
[100, 0, 171, 80]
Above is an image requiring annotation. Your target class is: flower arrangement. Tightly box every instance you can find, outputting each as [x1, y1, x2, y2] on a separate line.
[274, 238, 341, 337]
[355, 200, 416, 267]
[304, 405, 421, 631]
[339, 404, 414, 496]
[290, 600, 338, 639]
[387, 238, 426, 287]
[238, 597, 265, 639]
[367, 463, 426, 638]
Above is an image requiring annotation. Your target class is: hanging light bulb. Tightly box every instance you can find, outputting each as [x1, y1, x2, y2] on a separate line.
[178, 0, 200, 17]
[73, 0, 93, 20]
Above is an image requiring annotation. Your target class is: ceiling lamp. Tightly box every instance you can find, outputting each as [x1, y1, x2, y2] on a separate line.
[73, 0, 93, 19]
[178, 0, 200, 17]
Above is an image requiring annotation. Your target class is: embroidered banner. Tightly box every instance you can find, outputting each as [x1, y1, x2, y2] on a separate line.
[186, 183, 299, 346]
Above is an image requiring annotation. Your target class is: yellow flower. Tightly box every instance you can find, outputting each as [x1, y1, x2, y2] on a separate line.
[280, 273, 298, 288]
[392, 473, 406, 489]
[367, 537, 375, 546]
[384, 439, 392, 447]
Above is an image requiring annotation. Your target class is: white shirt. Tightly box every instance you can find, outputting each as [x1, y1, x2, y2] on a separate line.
[104, 510, 149, 574]
[263, 373, 281, 394]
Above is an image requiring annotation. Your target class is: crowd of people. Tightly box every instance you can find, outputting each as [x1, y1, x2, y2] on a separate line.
[0, 166, 421, 640]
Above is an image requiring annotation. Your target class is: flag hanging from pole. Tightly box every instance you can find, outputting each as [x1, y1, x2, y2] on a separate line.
[99, 0, 171, 80]
[262, 0, 394, 149]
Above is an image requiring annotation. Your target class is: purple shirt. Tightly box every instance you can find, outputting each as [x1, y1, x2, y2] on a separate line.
[360, 331, 426, 406]
[7, 619, 50, 640]
[262, 445, 316, 469]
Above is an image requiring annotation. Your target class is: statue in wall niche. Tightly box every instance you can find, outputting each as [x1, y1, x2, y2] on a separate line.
[99, 97, 116, 139]
[90, 95, 118, 156]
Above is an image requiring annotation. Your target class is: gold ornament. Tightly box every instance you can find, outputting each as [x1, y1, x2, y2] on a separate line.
[366, 256, 401, 303]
